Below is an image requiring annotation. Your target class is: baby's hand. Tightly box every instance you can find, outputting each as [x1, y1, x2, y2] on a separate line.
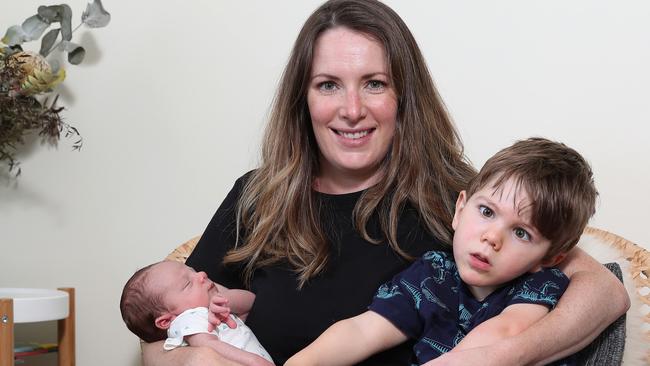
[207, 294, 238, 332]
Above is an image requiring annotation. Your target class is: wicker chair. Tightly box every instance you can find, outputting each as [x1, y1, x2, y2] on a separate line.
[166, 227, 650, 365]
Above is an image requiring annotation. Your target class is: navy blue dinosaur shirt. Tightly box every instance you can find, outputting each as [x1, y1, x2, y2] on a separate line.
[368, 250, 574, 365]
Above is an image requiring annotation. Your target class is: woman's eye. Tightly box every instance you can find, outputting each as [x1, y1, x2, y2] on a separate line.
[366, 80, 386, 92]
[514, 227, 531, 241]
[318, 81, 337, 93]
[478, 205, 493, 218]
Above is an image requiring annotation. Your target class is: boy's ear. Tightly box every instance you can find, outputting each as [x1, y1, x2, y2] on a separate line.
[541, 252, 567, 268]
[155, 313, 176, 330]
[452, 191, 467, 231]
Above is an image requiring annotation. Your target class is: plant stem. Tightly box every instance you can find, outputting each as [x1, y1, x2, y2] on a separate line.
[49, 23, 84, 55]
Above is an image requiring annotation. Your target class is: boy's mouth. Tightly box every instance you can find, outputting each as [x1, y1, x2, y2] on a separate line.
[472, 253, 489, 263]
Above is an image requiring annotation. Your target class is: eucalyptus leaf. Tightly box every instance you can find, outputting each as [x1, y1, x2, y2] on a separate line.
[2, 25, 30, 46]
[37, 6, 60, 23]
[40, 28, 60, 57]
[60, 5, 73, 41]
[34, 5, 73, 41]
[68, 47, 85, 65]
[21, 15, 50, 41]
[60, 41, 85, 65]
[59, 40, 72, 52]
[82, 0, 111, 28]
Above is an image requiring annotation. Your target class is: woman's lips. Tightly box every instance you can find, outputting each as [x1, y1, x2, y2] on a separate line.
[331, 128, 375, 147]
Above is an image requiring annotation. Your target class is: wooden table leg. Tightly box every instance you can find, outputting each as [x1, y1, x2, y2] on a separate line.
[57, 288, 75, 366]
[0, 298, 14, 366]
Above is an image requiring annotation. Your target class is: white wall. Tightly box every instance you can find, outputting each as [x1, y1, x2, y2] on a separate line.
[1, 1, 648, 365]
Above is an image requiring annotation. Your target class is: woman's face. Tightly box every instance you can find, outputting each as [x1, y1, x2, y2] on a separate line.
[308, 27, 397, 194]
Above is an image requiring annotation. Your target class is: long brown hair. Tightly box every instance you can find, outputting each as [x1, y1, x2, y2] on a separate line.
[224, 0, 475, 288]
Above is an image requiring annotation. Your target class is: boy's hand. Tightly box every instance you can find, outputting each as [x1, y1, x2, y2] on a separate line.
[207, 294, 238, 332]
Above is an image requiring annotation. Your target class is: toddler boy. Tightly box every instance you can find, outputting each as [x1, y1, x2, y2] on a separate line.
[286, 137, 597, 365]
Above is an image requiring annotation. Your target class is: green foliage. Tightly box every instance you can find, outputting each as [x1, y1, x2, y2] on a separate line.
[0, 1, 110, 176]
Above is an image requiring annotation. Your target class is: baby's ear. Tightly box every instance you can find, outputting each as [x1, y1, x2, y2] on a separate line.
[155, 313, 176, 330]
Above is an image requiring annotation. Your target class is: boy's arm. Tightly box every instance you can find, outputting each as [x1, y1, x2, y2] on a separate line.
[186, 333, 273, 366]
[284, 311, 408, 366]
[425, 248, 630, 366]
[450, 303, 549, 351]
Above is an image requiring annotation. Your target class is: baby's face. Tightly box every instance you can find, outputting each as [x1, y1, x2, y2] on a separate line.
[148, 261, 218, 315]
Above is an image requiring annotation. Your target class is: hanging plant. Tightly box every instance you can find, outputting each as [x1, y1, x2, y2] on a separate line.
[0, 0, 110, 176]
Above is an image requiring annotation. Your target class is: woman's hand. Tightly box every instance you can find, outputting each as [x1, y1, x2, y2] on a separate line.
[421, 343, 517, 366]
[208, 294, 238, 332]
[141, 340, 244, 366]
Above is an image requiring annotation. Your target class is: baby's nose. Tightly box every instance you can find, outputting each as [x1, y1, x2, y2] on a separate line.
[197, 271, 207, 282]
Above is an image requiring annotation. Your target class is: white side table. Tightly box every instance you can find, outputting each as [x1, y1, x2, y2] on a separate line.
[0, 287, 75, 366]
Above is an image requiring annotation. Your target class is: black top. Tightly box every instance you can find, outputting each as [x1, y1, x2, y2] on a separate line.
[186, 174, 448, 365]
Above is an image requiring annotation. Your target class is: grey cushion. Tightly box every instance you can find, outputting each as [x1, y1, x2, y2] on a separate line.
[575, 262, 626, 366]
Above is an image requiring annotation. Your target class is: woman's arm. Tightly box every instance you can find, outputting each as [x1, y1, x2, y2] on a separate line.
[449, 303, 550, 352]
[187, 333, 273, 366]
[430, 247, 630, 366]
[141, 340, 243, 366]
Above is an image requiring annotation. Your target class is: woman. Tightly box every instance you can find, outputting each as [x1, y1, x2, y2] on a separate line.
[143, 0, 628, 365]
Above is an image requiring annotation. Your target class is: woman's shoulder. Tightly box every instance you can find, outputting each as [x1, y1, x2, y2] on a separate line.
[217, 170, 256, 206]
[233, 169, 256, 190]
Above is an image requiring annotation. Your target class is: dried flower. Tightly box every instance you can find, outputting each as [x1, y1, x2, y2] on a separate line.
[0, 0, 110, 176]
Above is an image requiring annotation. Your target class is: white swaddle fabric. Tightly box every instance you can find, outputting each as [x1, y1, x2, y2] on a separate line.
[163, 307, 272, 362]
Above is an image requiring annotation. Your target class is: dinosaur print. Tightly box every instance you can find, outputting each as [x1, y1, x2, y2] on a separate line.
[422, 251, 456, 284]
[421, 277, 450, 312]
[401, 278, 423, 309]
[512, 278, 561, 306]
[375, 283, 402, 299]
[420, 337, 452, 355]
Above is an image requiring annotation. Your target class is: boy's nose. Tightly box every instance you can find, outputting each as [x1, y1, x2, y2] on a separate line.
[481, 228, 502, 251]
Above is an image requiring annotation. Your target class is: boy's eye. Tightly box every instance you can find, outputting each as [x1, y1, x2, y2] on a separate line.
[514, 227, 531, 241]
[478, 205, 493, 218]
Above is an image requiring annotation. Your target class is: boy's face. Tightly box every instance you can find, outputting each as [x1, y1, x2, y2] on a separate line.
[148, 261, 218, 315]
[452, 177, 554, 300]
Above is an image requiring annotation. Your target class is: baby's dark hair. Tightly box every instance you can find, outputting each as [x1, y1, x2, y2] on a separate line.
[466, 137, 598, 260]
[119, 262, 168, 343]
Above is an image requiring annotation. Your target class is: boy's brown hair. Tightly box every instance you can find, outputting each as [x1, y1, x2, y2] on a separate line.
[466, 137, 598, 260]
[119, 262, 168, 342]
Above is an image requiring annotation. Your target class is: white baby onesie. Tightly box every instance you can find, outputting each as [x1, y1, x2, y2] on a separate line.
[163, 307, 272, 362]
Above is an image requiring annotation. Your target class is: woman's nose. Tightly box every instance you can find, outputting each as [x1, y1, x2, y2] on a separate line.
[339, 89, 366, 123]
